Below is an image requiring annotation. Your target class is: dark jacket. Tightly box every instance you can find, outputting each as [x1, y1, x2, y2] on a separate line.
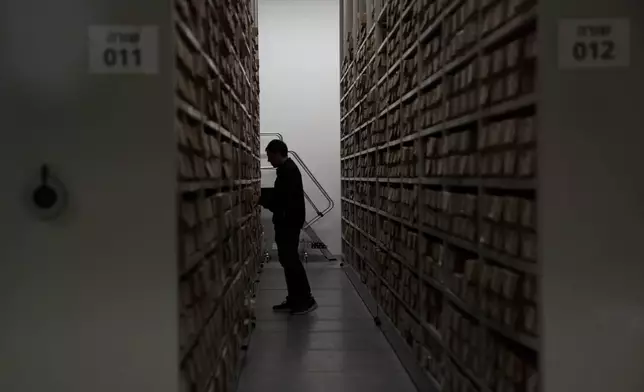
[263, 158, 306, 229]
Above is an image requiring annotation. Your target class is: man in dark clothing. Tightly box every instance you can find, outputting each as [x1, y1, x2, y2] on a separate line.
[260, 139, 317, 315]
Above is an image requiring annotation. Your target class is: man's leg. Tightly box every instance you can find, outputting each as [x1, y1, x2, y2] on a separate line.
[282, 227, 311, 300]
[273, 226, 316, 314]
[280, 226, 316, 314]
[272, 227, 294, 312]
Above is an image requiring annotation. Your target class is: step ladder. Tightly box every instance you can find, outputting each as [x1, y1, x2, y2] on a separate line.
[261, 133, 336, 261]
[302, 225, 335, 260]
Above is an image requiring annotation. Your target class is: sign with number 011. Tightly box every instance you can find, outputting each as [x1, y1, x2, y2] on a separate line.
[558, 18, 630, 68]
[88, 25, 158, 74]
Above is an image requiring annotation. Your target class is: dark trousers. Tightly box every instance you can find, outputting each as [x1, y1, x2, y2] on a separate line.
[274, 225, 312, 304]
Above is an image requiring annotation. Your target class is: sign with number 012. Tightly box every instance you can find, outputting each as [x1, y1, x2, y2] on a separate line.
[88, 25, 158, 74]
[558, 18, 630, 68]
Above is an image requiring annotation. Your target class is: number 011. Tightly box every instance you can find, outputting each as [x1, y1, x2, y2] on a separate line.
[103, 48, 142, 67]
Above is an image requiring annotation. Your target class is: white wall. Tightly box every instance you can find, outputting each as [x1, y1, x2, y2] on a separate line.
[0, 1, 177, 391]
[539, 1, 644, 391]
[258, 0, 342, 254]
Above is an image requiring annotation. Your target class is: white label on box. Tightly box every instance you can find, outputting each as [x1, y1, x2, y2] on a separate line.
[88, 25, 158, 74]
[558, 18, 630, 68]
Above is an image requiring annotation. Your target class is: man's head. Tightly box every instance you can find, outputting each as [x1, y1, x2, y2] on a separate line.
[265, 139, 288, 168]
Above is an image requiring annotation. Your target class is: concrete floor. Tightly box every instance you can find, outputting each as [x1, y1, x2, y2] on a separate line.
[236, 262, 418, 392]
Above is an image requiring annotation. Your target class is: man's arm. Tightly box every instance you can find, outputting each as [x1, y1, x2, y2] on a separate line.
[259, 190, 275, 211]
[283, 165, 303, 206]
[270, 165, 301, 218]
[284, 165, 306, 228]
[261, 170, 290, 215]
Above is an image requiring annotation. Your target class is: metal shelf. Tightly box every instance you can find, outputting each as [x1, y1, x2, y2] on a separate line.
[341, 92, 535, 161]
[179, 255, 254, 362]
[207, 0, 255, 92]
[341, 2, 540, 389]
[340, 1, 415, 103]
[177, 99, 259, 158]
[342, 262, 442, 392]
[342, 198, 537, 274]
[340, 2, 390, 83]
[178, 178, 261, 193]
[175, 19, 254, 120]
[340, 7, 537, 142]
[342, 217, 539, 351]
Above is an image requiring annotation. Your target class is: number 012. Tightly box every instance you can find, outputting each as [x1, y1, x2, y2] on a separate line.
[103, 48, 142, 67]
[572, 41, 615, 61]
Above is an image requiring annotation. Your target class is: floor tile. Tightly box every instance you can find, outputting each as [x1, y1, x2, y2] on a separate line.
[237, 371, 418, 392]
[237, 264, 417, 392]
[253, 318, 376, 333]
[255, 288, 365, 309]
[247, 330, 392, 352]
[254, 305, 371, 321]
[258, 266, 352, 290]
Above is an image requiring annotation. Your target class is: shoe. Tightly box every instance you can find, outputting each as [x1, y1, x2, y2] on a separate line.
[290, 298, 318, 315]
[272, 299, 292, 313]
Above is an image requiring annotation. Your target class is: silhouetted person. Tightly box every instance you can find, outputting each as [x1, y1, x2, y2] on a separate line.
[260, 139, 317, 314]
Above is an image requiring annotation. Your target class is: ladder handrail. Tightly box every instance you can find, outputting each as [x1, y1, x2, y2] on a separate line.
[287, 150, 334, 228]
[261, 132, 284, 141]
[259, 133, 334, 228]
[260, 153, 333, 228]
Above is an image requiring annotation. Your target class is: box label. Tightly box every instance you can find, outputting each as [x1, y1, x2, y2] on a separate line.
[558, 18, 630, 68]
[88, 25, 159, 74]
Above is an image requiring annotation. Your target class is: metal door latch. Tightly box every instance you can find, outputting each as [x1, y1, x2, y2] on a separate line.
[30, 164, 67, 220]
